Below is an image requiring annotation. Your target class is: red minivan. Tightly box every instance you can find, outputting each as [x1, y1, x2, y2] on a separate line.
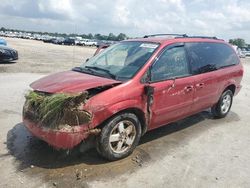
[23, 34, 243, 161]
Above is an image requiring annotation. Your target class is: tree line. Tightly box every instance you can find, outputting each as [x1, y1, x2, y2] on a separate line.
[0, 27, 128, 41]
[229, 38, 250, 49]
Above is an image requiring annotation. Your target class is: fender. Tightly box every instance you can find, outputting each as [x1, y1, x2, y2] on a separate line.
[89, 99, 147, 129]
[215, 79, 236, 104]
[222, 79, 236, 93]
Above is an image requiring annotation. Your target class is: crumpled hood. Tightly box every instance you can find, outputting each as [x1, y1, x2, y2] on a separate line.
[31, 70, 121, 93]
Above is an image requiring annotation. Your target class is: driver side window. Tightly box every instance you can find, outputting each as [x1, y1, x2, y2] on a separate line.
[151, 46, 190, 82]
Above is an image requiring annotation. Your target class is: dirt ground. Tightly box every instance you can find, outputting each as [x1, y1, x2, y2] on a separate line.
[0, 37, 95, 73]
[0, 38, 250, 188]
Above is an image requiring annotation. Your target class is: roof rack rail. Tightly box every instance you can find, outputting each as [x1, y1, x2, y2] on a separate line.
[176, 35, 218, 39]
[143, 34, 188, 38]
[187, 36, 223, 41]
[143, 34, 223, 40]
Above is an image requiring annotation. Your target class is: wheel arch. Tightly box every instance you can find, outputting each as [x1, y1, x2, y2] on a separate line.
[96, 107, 148, 135]
[223, 84, 236, 95]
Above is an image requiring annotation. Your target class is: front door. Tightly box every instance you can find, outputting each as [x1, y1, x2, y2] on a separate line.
[148, 44, 195, 129]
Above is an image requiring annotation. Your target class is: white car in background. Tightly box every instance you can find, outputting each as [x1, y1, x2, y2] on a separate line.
[81, 39, 97, 46]
[242, 48, 250, 56]
[237, 48, 246, 58]
[232, 45, 247, 58]
[75, 39, 97, 46]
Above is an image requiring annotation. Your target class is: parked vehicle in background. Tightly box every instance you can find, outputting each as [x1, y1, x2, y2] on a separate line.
[237, 48, 246, 58]
[62, 38, 75, 45]
[232, 45, 246, 58]
[75, 39, 83, 46]
[23, 34, 243, 161]
[43, 37, 56, 43]
[82, 39, 98, 46]
[74, 37, 83, 45]
[242, 48, 250, 56]
[0, 45, 18, 62]
[0, 38, 7, 46]
[51, 37, 65, 45]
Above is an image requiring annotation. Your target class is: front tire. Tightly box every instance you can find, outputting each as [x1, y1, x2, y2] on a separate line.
[96, 113, 142, 161]
[211, 90, 233, 118]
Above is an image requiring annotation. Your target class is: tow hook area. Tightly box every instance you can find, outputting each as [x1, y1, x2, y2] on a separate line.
[88, 128, 101, 135]
[80, 128, 101, 153]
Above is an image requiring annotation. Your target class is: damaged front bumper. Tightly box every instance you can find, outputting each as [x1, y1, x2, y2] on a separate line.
[22, 90, 98, 149]
[23, 118, 99, 149]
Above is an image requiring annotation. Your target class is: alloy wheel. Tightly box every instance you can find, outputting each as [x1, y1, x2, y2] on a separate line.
[109, 120, 136, 154]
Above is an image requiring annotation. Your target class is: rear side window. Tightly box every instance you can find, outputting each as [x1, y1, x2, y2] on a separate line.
[186, 42, 239, 74]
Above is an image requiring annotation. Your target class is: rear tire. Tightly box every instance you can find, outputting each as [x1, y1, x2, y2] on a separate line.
[211, 90, 233, 118]
[96, 113, 141, 161]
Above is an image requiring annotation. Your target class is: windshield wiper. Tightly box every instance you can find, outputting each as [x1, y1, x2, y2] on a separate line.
[85, 66, 116, 79]
[72, 66, 117, 80]
[72, 66, 95, 74]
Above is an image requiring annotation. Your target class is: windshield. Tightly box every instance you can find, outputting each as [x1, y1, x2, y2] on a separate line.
[79, 41, 159, 80]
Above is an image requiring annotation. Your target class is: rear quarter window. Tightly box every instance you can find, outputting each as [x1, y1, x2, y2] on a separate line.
[186, 42, 239, 74]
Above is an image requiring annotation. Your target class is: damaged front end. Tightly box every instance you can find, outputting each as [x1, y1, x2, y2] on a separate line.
[23, 90, 100, 149]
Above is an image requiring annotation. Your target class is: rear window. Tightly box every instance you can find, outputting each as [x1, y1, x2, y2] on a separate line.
[186, 42, 239, 74]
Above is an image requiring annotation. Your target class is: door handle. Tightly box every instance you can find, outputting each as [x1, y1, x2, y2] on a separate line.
[196, 83, 204, 88]
[184, 85, 193, 93]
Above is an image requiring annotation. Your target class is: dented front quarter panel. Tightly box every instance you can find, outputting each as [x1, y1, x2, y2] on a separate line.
[84, 80, 148, 129]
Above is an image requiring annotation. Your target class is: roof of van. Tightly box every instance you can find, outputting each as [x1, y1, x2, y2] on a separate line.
[126, 35, 226, 45]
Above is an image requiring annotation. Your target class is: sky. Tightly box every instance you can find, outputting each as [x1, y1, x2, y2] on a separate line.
[0, 0, 250, 42]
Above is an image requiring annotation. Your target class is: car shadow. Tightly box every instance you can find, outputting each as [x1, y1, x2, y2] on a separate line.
[140, 111, 213, 145]
[0, 61, 17, 64]
[6, 123, 107, 170]
[5, 110, 235, 170]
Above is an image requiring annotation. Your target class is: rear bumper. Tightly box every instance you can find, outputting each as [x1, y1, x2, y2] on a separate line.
[23, 118, 91, 149]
